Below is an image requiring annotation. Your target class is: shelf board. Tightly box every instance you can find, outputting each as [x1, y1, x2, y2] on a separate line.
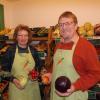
[86, 36, 100, 40]
[32, 37, 48, 41]
[0, 37, 48, 43]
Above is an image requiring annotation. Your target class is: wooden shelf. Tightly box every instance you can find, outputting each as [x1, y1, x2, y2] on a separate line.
[32, 37, 48, 41]
[3, 37, 48, 44]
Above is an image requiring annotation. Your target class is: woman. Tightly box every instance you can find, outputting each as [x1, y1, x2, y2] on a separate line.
[3, 24, 42, 100]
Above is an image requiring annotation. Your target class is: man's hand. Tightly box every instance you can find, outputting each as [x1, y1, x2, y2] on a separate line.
[55, 85, 75, 97]
[41, 72, 52, 85]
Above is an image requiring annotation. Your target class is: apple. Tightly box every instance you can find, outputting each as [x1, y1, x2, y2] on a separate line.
[28, 69, 39, 80]
[42, 75, 49, 85]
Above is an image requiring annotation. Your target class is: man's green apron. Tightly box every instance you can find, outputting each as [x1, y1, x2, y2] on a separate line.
[50, 40, 88, 100]
[8, 47, 41, 100]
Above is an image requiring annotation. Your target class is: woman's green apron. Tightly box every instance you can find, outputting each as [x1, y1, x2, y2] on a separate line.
[8, 47, 41, 100]
[50, 39, 88, 100]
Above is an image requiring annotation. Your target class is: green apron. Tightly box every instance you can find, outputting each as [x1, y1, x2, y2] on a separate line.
[8, 47, 41, 100]
[50, 39, 88, 100]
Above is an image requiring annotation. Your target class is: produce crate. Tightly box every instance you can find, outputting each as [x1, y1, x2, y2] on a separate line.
[37, 51, 47, 60]
[54, 38, 60, 44]
[88, 85, 100, 100]
[88, 39, 100, 46]
[0, 35, 9, 41]
[0, 80, 8, 100]
[54, 37, 100, 45]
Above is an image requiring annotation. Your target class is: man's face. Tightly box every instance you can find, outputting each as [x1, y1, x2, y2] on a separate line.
[58, 17, 77, 41]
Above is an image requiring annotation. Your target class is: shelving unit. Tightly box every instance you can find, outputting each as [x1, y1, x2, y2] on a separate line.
[30, 28, 53, 100]
[32, 37, 48, 41]
[31, 27, 53, 67]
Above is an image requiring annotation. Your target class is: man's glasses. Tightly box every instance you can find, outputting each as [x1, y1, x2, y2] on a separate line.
[58, 22, 74, 27]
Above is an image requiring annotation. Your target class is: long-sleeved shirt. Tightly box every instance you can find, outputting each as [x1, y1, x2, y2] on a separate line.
[54, 37, 100, 91]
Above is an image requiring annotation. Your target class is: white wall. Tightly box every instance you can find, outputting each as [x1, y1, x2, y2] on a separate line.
[0, 0, 14, 28]
[0, 0, 100, 28]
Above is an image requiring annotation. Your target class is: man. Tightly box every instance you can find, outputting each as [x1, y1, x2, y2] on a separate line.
[50, 11, 100, 100]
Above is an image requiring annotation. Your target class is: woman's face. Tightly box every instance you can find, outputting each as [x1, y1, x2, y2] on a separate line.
[58, 17, 77, 42]
[17, 30, 29, 47]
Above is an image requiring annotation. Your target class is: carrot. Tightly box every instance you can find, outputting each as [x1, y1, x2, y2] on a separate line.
[57, 57, 64, 64]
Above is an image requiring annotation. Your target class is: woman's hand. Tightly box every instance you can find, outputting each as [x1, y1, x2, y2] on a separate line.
[55, 85, 75, 97]
[13, 78, 24, 90]
[28, 74, 36, 81]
